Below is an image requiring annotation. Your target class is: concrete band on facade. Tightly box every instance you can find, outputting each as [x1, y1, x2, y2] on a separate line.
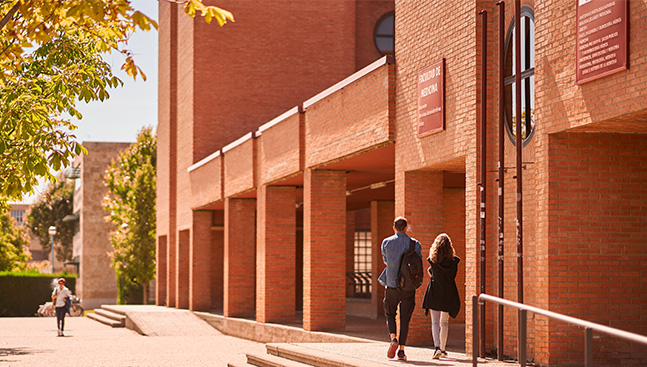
[157, 1, 647, 366]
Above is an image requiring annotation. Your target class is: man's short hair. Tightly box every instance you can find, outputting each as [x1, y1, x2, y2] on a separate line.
[393, 217, 408, 232]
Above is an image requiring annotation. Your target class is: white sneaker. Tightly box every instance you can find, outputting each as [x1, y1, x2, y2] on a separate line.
[432, 348, 442, 359]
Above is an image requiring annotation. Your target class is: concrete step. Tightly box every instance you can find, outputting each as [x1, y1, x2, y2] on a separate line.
[227, 363, 252, 367]
[246, 352, 313, 367]
[100, 304, 128, 316]
[94, 308, 126, 325]
[266, 343, 388, 367]
[86, 312, 124, 328]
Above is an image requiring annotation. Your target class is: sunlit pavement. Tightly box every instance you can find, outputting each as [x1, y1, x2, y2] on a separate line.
[0, 317, 265, 366]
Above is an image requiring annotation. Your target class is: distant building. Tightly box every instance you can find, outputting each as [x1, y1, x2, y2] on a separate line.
[68, 142, 132, 310]
[8, 203, 48, 264]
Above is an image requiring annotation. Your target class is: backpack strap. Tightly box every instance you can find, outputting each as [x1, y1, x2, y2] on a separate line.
[409, 238, 415, 253]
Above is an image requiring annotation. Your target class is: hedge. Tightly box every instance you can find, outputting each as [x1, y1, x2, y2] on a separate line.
[0, 272, 77, 317]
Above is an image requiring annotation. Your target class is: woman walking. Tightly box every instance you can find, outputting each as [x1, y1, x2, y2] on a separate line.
[52, 278, 71, 336]
[422, 233, 461, 359]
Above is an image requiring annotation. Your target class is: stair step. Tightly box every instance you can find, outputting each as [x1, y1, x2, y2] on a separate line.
[86, 312, 124, 328]
[227, 363, 253, 367]
[100, 305, 128, 316]
[246, 352, 313, 367]
[266, 343, 387, 367]
[94, 308, 127, 324]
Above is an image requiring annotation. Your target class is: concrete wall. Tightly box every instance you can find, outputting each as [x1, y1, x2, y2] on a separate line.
[74, 142, 132, 310]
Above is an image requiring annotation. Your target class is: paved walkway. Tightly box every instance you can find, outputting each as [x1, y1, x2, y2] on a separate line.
[0, 310, 520, 366]
[0, 317, 265, 366]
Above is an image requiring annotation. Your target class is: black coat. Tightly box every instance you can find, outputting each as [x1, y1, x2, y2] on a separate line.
[422, 256, 461, 319]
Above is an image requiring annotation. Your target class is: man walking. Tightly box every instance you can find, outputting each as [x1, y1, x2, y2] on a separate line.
[378, 216, 422, 361]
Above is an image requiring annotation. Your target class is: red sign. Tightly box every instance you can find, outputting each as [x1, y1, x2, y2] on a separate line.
[576, 0, 628, 84]
[418, 59, 445, 137]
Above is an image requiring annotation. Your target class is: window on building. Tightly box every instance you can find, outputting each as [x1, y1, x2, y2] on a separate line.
[348, 230, 372, 298]
[504, 6, 535, 146]
[374, 12, 394, 56]
[354, 231, 372, 274]
[10, 210, 25, 226]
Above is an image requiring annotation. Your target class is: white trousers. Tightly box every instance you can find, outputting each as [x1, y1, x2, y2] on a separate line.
[430, 310, 450, 350]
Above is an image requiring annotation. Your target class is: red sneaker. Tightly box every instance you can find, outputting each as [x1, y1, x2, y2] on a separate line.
[397, 350, 407, 361]
[387, 339, 399, 359]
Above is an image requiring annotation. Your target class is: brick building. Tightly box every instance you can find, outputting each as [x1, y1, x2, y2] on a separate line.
[157, 1, 646, 366]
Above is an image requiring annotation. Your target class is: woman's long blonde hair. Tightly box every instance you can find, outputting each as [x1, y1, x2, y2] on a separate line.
[430, 233, 455, 264]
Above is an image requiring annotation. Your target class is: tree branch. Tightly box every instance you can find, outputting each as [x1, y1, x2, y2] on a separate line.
[0, 1, 19, 32]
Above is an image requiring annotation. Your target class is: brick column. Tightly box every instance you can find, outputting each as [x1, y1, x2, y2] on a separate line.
[402, 170, 443, 344]
[371, 200, 395, 319]
[176, 229, 190, 309]
[211, 228, 224, 311]
[189, 210, 212, 311]
[224, 198, 256, 318]
[346, 211, 356, 297]
[303, 169, 346, 331]
[156, 236, 167, 305]
[166, 235, 176, 307]
[256, 185, 296, 323]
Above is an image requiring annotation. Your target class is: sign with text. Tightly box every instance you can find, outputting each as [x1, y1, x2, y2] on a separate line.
[576, 0, 628, 84]
[418, 59, 445, 137]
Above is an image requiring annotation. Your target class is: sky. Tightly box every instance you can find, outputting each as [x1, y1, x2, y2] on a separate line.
[70, 0, 159, 144]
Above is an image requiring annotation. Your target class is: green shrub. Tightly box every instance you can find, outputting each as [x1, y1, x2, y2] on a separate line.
[0, 272, 77, 316]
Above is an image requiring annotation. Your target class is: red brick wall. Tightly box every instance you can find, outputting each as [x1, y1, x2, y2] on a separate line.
[175, 4, 195, 231]
[189, 155, 223, 209]
[546, 133, 647, 366]
[400, 170, 444, 344]
[443, 187, 466, 324]
[223, 198, 256, 318]
[394, 0, 478, 350]
[371, 201, 395, 319]
[535, 0, 647, 135]
[156, 235, 167, 306]
[303, 169, 347, 331]
[189, 211, 212, 311]
[345, 211, 356, 298]
[157, 0, 177, 307]
[190, 0, 359, 161]
[257, 112, 301, 185]
[211, 228, 223, 310]
[256, 185, 296, 323]
[223, 137, 255, 198]
[305, 64, 394, 168]
[355, 1, 395, 70]
[176, 229, 190, 309]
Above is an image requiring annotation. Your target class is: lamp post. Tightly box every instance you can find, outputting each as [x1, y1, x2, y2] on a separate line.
[48, 226, 57, 274]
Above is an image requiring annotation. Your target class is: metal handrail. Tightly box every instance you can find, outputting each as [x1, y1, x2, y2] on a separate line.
[472, 294, 647, 367]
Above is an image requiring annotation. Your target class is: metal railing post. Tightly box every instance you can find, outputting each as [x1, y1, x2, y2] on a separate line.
[585, 327, 593, 367]
[473, 296, 479, 366]
[519, 309, 527, 367]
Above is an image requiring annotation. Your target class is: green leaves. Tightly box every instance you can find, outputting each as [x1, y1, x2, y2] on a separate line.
[0, 213, 31, 272]
[183, 0, 234, 26]
[0, 36, 117, 202]
[25, 175, 75, 263]
[103, 127, 156, 304]
[0, 0, 231, 206]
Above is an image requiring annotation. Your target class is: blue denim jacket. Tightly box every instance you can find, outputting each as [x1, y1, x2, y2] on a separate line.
[378, 232, 422, 288]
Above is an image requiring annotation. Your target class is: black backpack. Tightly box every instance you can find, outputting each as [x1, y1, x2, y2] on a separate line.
[397, 239, 424, 291]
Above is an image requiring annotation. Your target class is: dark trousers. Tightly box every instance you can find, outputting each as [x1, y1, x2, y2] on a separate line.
[383, 287, 416, 346]
[56, 306, 66, 331]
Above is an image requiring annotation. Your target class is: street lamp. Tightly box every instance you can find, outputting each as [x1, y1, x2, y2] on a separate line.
[48, 226, 57, 274]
